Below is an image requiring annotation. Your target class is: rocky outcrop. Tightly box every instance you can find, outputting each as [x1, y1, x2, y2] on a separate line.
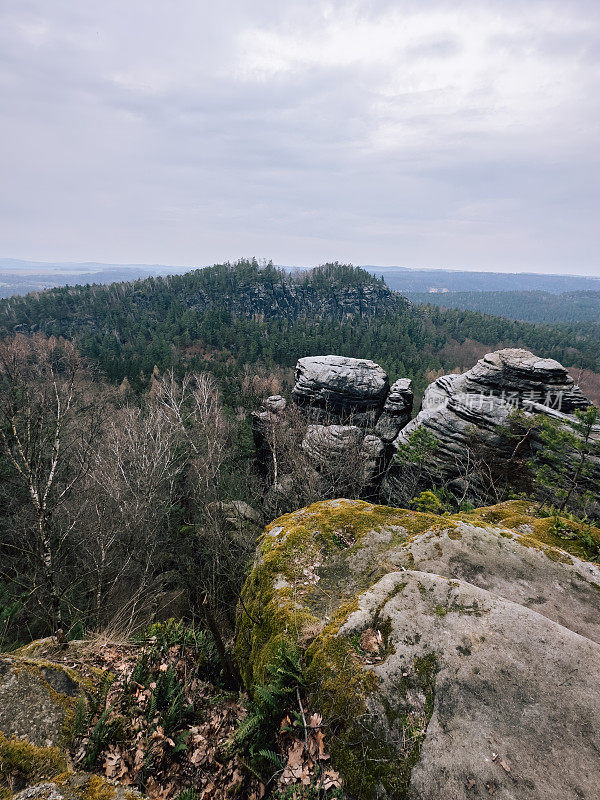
[0, 643, 141, 800]
[292, 356, 390, 426]
[251, 395, 288, 476]
[0, 648, 88, 749]
[302, 425, 385, 488]
[382, 348, 598, 504]
[374, 378, 413, 442]
[236, 498, 600, 800]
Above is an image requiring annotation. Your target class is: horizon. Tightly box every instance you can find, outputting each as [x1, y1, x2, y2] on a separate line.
[1, 2, 599, 276]
[2, 256, 600, 280]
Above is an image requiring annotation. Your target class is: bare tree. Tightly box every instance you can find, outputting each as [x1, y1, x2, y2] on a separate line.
[0, 334, 101, 632]
[71, 399, 185, 631]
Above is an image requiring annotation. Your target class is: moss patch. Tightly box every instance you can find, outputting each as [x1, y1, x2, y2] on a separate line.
[81, 774, 116, 800]
[462, 500, 600, 564]
[235, 499, 439, 688]
[0, 732, 67, 793]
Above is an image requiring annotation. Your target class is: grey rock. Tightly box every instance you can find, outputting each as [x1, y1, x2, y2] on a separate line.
[382, 348, 598, 504]
[292, 355, 390, 425]
[217, 500, 262, 526]
[344, 569, 600, 800]
[252, 395, 289, 475]
[264, 394, 287, 413]
[374, 378, 413, 442]
[0, 655, 84, 748]
[239, 499, 600, 800]
[302, 425, 385, 487]
[302, 424, 364, 463]
[13, 775, 145, 800]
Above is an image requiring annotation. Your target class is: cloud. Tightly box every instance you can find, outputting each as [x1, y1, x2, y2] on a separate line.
[0, 0, 599, 273]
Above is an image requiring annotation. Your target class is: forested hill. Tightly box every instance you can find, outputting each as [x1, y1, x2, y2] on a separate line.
[0, 260, 599, 400]
[0, 261, 405, 334]
[406, 289, 600, 324]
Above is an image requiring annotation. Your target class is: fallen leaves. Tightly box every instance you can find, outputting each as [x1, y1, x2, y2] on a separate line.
[276, 711, 342, 794]
[71, 641, 260, 800]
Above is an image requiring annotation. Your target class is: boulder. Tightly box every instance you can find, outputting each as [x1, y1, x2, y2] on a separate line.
[291, 355, 390, 426]
[0, 644, 139, 800]
[12, 775, 143, 800]
[0, 650, 89, 749]
[236, 498, 600, 800]
[217, 500, 262, 527]
[382, 348, 598, 504]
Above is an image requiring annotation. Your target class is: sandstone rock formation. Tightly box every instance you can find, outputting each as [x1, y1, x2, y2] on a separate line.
[382, 348, 598, 504]
[291, 355, 390, 426]
[236, 498, 600, 800]
[0, 648, 86, 748]
[251, 394, 288, 476]
[301, 424, 385, 488]
[374, 377, 413, 443]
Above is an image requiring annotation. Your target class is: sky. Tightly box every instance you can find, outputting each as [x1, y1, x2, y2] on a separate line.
[1, 0, 599, 275]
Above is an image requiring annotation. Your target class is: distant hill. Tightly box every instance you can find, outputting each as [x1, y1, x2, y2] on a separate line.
[362, 266, 600, 294]
[405, 290, 600, 324]
[1, 260, 599, 404]
[3, 259, 600, 299]
[0, 258, 194, 298]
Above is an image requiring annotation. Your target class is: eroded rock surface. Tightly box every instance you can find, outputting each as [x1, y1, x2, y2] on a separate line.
[382, 348, 599, 504]
[0, 654, 85, 748]
[237, 498, 600, 800]
[291, 355, 390, 426]
[374, 378, 413, 443]
[302, 425, 385, 489]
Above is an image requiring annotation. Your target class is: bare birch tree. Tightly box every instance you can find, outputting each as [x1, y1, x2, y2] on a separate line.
[0, 334, 101, 632]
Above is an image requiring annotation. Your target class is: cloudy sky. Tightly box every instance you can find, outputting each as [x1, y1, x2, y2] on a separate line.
[1, 1, 599, 274]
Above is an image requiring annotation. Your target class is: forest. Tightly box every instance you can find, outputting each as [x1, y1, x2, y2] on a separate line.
[406, 288, 600, 324]
[1, 262, 600, 800]
[1, 260, 599, 403]
[1, 260, 600, 647]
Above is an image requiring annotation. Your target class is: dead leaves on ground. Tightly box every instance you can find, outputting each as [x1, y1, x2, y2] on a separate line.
[72, 642, 260, 800]
[276, 712, 342, 794]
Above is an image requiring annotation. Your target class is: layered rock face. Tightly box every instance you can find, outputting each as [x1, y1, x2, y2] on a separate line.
[374, 377, 413, 442]
[302, 424, 386, 487]
[184, 279, 406, 323]
[237, 499, 600, 800]
[291, 355, 390, 425]
[382, 348, 598, 504]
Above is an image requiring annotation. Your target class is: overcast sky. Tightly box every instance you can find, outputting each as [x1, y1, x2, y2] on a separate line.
[1, 1, 599, 274]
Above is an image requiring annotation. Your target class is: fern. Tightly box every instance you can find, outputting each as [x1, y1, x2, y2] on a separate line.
[234, 639, 304, 780]
[258, 748, 283, 770]
[84, 705, 121, 768]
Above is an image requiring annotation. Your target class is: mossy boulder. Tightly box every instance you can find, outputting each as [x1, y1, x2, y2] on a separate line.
[0, 648, 92, 750]
[0, 643, 142, 800]
[236, 498, 600, 799]
[0, 732, 67, 795]
[11, 773, 143, 800]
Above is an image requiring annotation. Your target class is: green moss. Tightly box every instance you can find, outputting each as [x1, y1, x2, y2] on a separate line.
[464, 500, 600, 564]
[235, 499, 440, 688]
[81, 774, 116, 800]
[0, 732, 67, 791]
[236, 497, 593, 799]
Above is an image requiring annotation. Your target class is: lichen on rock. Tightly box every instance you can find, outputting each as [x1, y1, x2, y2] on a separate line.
[236, 499, 600, 799]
